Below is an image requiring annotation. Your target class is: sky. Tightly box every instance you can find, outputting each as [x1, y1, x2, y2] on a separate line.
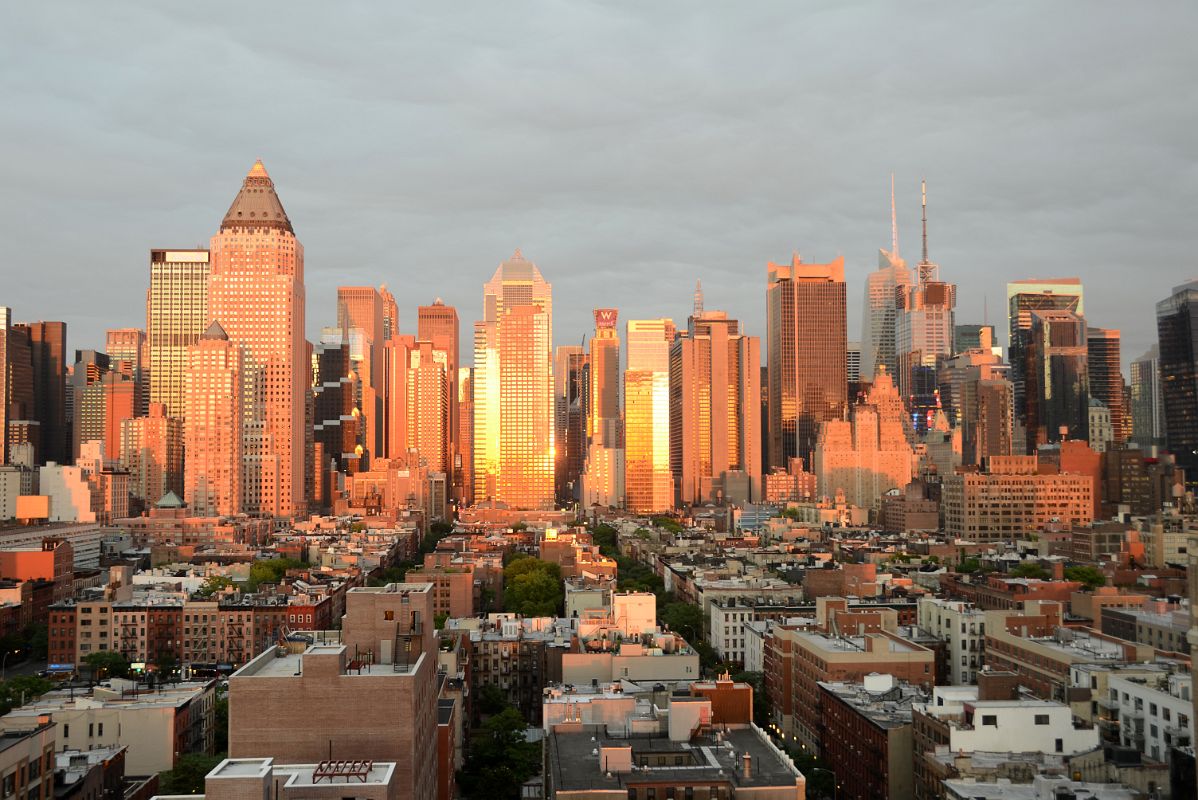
[2, 2, 1195, 370]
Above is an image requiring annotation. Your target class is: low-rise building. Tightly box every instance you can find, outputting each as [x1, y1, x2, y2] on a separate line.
[151, 757, 402, 800]
[1109, 670, 1193, 765]
[918, 597, 986, 685]
[0, 719, 55, 800]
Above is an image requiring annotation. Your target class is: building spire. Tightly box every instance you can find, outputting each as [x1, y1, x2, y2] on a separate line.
[921, 178, 928, 265]
[891, 172, 899, 257]
[693, 280, 704, 319]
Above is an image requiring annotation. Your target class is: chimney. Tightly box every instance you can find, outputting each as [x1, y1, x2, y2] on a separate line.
[742, 752, 752, 780]
[1052, 561, 1064, 581]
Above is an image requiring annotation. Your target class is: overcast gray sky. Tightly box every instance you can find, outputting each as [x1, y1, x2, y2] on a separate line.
[2, 2, 1194, 369]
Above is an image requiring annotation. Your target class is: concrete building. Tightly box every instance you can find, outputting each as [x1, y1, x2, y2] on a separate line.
[119, 403, 182, 507]
[0, 719, 55, 800]
[147, 249, 209, 421]
[941, 455, 1093, 540]
[417, 300, 460, 493]
[1007, 278, 1084, 436]
[1109, 670, 1193, 764]
[0, 679, 216, 776]
[1087, 327, 1126, 446]
[767, 253, 847, 469]
[207, 160, 307, 517]
[184, 322, 243, 517]
[472, 251, 554, 509]
[1023, 309, 1089, 452]
[623, 318, 673, 513]
[37, 463, 94, 523]
[814, 366, 913, 511]
[105, 328, 148, 419]
[937, 347, 1013, 467]
[151, 757, 403, 800]
[918, 597, 986, 685]
[13, 321, 68, 466]
[1129, 344, 1165, 448]
[670, 310, 761, 506]
[228, 584, 438, 800]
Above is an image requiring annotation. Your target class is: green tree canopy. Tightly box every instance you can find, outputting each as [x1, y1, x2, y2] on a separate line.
[1010, 561, 1049, 580]
[1064, 565, 1106, 590]
[651, 516, 683, 534]
[660, 601, 704, 643]
[197, 575, 233, 597]
[83, 651, 130, 680]
[503, 558, 563, 617]
[0, 676, 53, 716]
[246, 558, 303, 590]
[590, 523, 618, 557]
[457, 707, 541, 799]
[158, 753, 225, 795]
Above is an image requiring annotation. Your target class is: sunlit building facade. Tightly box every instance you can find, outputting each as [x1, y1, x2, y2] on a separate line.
[767, 254, 847, 469]
[472, 251, 554, 509]
[554, 344, 588, 505]
[418, 300, 460, 488]
[1024, 309, 1090, 451]
[861, 247, 912, 381]
[580, 309, 623, 508]
[624, 318, 673, 513]
[337, 286, 386, 461]
[207, 161, 306, 517]
[184, 321, 243, 517]
[105, 327, 148, 418]
[119, 402, 182, 506]
[1007, 278, 1084, 429]
[147, 249, 209, 420]
[1087, 327, 1126, 446]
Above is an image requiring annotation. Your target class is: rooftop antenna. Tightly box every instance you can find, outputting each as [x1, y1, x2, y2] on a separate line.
[694, 280, 704, 319]
[921, 178, 929, 265]
[891, 172, 899, 257]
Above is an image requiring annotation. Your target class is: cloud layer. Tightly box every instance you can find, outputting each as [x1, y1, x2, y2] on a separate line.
[2, 2, 1194, 368]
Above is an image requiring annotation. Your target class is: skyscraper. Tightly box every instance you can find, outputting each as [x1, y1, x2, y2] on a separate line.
[553, 344, 587, 505]
[1156, 279, 1198, 481]
[1024, 309, 1089, 451]
[624, 318, 674, 513]
[1007, 278, 1084, 427]
[766, 254, 847, 469]
[472, 250, 554, 509]
[106, 327, 148, 418]
[0, 309, 36, 465]
[860, 181, 912, 381]
[184, 321, 243, 517]
[312, 328, 360, 503]
[1130, 344, 1165, 447]
[1086, 327, 1126, 445]
[208, 161, 306, 517]
[580, 309, 623, 509]
[147, 249, 209, 420]
[13, 320, 67, 465]
[895, 181, 955, 433]
[406, 339, 451, 474]
[120, 402, 182, 506]
[670, 310, 761, 507]
[417, 299, 460, 487]
[457, 367, 474, 504]
[337, 286, 386, 462]
[938, 348, 1012, 467]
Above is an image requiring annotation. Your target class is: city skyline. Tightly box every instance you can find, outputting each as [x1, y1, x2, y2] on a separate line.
[2, 4, 1194, 366]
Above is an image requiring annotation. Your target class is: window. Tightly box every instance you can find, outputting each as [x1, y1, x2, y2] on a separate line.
[981, 715, 997, 726]
[1055, 738, 1063, 753]
[1034, 715, 1050, 725]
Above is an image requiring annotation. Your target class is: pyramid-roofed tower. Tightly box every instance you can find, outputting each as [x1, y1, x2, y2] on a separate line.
[220, 160, 293, 233]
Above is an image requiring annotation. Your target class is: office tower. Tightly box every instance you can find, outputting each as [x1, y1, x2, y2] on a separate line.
[938, 349, 1012, 467]
[68, 350, 112, 461]
[472, 250, 554, 509]
[1156, 279, 1198, 480]
[458, 367, 474, 504]
[184, 321, 243, 517]
[895, 182, 956, 432]
[12, 320, 67, 465]
[579, 309, 623, 508]
[766, 254, 847, 469]
[624, 319, 674, 513]
[208, 161, 306, 517]
[119, 402, 182, 506]
[406, 339, 451, 474]
[861, 185, 912, 382]
[814, 367, 913, 510]
[1086, 327, 1126, 445]
[1007, 278, 1084, 426]
[147, 249, 209, 420]
[1, 309, 36, 465]
[105, 328, 148, 418]
[553, 345, 588, 505]
[338, 286, 386, 462]
[312, 330, 361, 508]
[1130, 345, 1165, 447]
[418, 300, 460, 490]
[954, 324, 998, 356]
[670, 310, 761, 507]
[1024, 309, 1089, 451]
[846, 341, 862, 385]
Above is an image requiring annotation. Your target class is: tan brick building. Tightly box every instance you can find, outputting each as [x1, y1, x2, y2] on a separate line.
[941, 455, 1093, 540]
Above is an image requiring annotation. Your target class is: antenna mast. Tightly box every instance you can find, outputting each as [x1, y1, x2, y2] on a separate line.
[891, 172, 899, 256]
[693, 280, 704, 319]
[921, 178, 928, 265]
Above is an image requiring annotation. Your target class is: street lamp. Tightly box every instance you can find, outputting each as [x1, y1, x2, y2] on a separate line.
[1, 649, 21, 680]
[806, 766, 838, 800]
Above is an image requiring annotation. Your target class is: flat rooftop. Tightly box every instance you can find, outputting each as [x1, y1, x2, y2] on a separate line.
[549, 725, 799, 792]
[793, 629, 920, 655]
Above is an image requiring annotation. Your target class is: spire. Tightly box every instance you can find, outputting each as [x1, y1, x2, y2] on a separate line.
[921, 178, 928, 265]
[219, 160, 293, 233]
[512, 247, 524, 260]
[891, 172, 899, 257]
[693, 280, 704, 318]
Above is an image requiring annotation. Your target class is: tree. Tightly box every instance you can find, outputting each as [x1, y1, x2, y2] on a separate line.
[457, 707, 541, 799]
[213, 694, 229, 753]
[1065, 565, 1106, 590]
[1011, 561, 1049, 580]
[434, 613, 449, 630]
[158, 753, 225, 795]
[477, 683, 509, 716]
[369, 564, 412, 587]
[503, 558, 563, 617]
[732, 670, 773, 728]
[660, 601, 704, 643]
[0, 676, 53, 716]
[197, 576, 233, 597]
[246, 558, 303, 591]
[590, 523, 618, 557]
[83, 651, 130, 681]
[958, 558, 981, 573]
[650, 516, 683, 534]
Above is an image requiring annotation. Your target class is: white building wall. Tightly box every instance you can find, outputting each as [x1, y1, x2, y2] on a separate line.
[1110, 673, 1193, 763]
